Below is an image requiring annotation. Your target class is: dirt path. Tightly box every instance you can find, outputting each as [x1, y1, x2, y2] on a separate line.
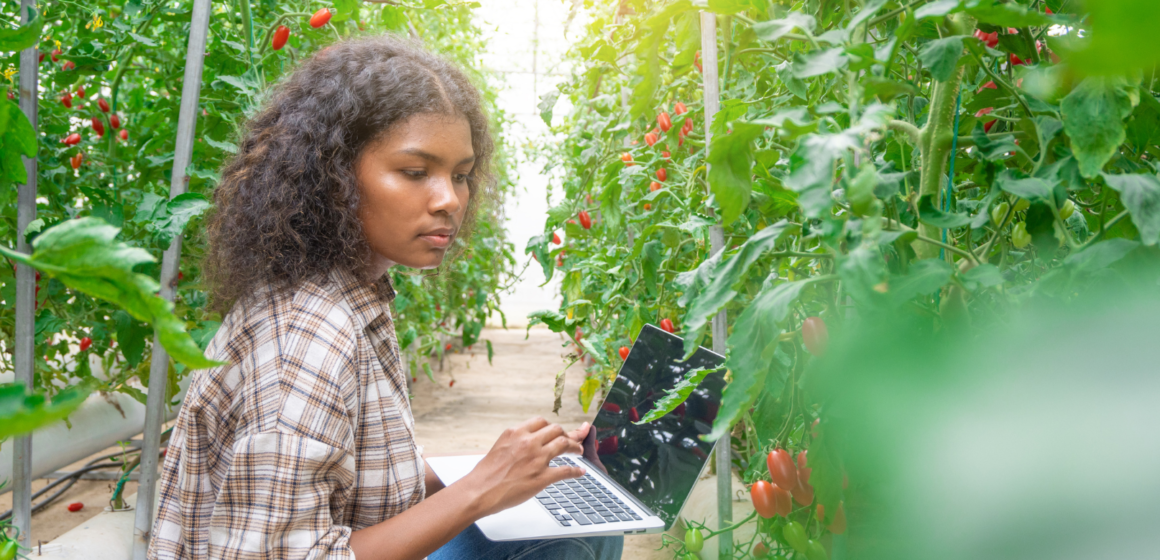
[411, 326, 675, 559]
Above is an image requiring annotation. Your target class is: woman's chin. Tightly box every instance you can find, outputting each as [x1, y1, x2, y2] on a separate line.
[394, 250, 448, 270]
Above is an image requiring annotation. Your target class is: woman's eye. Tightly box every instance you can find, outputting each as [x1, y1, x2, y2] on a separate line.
[453, 174, 469, 183]
[403, 170, 426, 179]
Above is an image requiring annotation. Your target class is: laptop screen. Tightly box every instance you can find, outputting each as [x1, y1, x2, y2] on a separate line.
[588, 324, 726, 528]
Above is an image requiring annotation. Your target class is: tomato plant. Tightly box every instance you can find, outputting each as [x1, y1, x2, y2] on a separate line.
[1, 1, 517, 407]
[529, 0, 1160, 556]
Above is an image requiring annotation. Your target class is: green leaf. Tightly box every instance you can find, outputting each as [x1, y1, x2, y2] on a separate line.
[707, 122, 763, 225]
[966, 0, 1058, 28]
[918, 195, 972, 228]
[0, 218, 222, 370]
[637, 366, 722, 424]
[525, 233, 554, 282]
[681, 221, 798, 356]
[538, 89, 559, 127]
[0, 383, 90, 440]
[847, 0, 888, 30]
[485, 339, 494, 365]
[526, 309, 568, 332]
[786, 133, 858, 218]
[888, 259, 952, 305]
[791, 47, 849, 79]
[914, 0, 961, 20]
[707, 0, 748, 14]
[203, 136, 238, 154]
[332, 0, 359, 22]
[919, 37, 964, 82]
[997, 173, 1054, 201]
[0, 7, 40, 52]
[846, 164, 881, 217]
[961, 263, 1005, 289]
[1102, 173, 1160, 246]
[1062, 238, 1139, 272]
[838, 245, 887, 304]
[1061, 77, 1135, 178]
[753, 13, 817, 43]
[629, 2, 691, 118]
[151, 193, 210, 249]
[706, 279, 808, 442]
[1064, 0, 1160, 76]
[578, 377, 601, 413]
[4, 101, 36, 157]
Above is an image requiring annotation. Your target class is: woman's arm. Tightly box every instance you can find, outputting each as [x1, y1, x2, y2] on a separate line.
[349, 417, 585, 560]
[422, 458, 446, 496]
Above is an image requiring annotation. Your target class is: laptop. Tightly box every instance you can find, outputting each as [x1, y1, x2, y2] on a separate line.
[427, 323, 726, 540]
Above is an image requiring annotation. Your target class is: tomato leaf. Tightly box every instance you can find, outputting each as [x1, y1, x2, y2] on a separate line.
[707, 122, 763, 225]
[791, 47, 849, 79]
[0, 218, 222, 370]
[914, 0, 962, 20]
[888, 258, 953, 305]
[1062, 0, 1160, 76]
[917, 194, 971, 228]
[0, 7, 40, 52]
[786, 133, 858, 218]
[526, 309, 568, 333]
[0, 383, 90, 441]
[752, 12, 817, 43]
[525, 233, 554, 282]
[681, 220, 797, 357]
[578, 377, 601, 413]
[1102, 172, 1160, 246]
[706, 279, 808, 442]
[538, 89, 559, 127]
[966, 0, 1062, 28]
[997, 172, 1055, 201]
[150, 192, 210, 250]
[838, 245, 888, 304]
[919, 37, 964, 82]
[636, 366, 722, 424]
[1061, 77, 1135, 178]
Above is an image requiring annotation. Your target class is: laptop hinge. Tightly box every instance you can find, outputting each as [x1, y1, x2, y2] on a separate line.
[575, 456, 659, 519]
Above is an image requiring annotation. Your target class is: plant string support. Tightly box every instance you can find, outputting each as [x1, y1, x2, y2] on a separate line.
[700, 11, 733, 559]
[132, 1, 213, 558]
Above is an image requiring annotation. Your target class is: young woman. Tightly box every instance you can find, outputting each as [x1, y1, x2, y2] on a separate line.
[148, 36, 623, 560]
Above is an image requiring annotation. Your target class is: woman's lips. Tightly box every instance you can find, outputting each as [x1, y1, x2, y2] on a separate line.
[420, 232, 454, 248]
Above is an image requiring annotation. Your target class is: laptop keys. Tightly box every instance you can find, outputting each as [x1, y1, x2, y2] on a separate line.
[538, 457, 649, 527]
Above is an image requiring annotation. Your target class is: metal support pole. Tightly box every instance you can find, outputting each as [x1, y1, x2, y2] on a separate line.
[132, 0, 212, 557]
[12, 0, 39, 548]
[699, 11, 732, 559]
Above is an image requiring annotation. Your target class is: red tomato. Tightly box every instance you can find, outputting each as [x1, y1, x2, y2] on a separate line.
[797, 449, 808, 470]
[750, 481, 791, 519]
[551, 232, 561, 245]
[76, 86, 85, 98]
[602, 403, 621, 413]
[62, 60, 75, 71]
[310, 8, 332, 28]
[449, 380, 455, 387]
[766, 448, 798, 491]
[829, 503, 847, 534]
[70, 153, 83, 170]
[657, 112, 672, 132]
[67, 502, 84, 512]
[978, 80, 997, 92]
[694, 50, 702, 73]
[61, 92, 72, 108]
[91, 117, 105, 137]
[629, 407, 639, 423]
[802, 316, 828, 357]
[51, 48, 61, 62]
[444, 343, 452, 351]
[644, 132, 658, 147]
[110, 114, 121, 129]
[597, 436, 618, 455]
[649, 181, 661, 192]
[674, 101, 687, 115]
[98, 98, 110, 113]
[79, 337, 92, 351]
[119, 129, 129, 141]
[974, 107, 993, 118]
[620, 152, 634, 166]
[272, 25, 290, 50]
[661, 151, 671, 160]
[63, 133, 82, 145]
[556, 253, 564, 267]
[792, 477, 815, 506]
[618, 346, 630, 360]
[578, 210, 592, 230]
[643, 203, 652, 211]
[656, 168, 667, 182]
[1009, 53, 1025, 66]
[752, 542, 769, 558]
[574, 326, 583, 342]
[659, 318, 675, 333]
[984, 120, 997, 133]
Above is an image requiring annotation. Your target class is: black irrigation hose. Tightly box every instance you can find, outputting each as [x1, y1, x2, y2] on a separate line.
[0, 449, 139, 521]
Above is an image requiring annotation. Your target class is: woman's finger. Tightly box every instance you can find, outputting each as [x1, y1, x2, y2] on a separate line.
[544, 465, 586, 486]
[566, 422, 590, 442]
[544, 434, 583, 458]
[532, 422, 567, 445]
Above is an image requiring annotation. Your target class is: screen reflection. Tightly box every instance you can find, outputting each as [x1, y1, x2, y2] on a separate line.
[590, 324, 726, 528]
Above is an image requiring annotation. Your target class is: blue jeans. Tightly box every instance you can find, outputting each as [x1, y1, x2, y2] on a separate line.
[430, 524, 624, 560]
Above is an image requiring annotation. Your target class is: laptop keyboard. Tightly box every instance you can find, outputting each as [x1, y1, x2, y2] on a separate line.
[536, 456, 644, 527]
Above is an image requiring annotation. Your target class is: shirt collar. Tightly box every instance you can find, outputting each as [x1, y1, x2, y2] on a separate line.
[328, 267, 395, 332]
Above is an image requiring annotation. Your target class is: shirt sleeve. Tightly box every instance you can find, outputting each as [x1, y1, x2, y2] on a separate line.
[206, 297, 363, 560]
[207, 432, 357, 560]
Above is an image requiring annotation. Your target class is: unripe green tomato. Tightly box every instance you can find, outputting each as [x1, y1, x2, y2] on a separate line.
[0, 540, 17, 560]
[991, 201, 1010, 226]
[1060, 199, 1075, 220]
[1012, 222, 1032, 249]
[685, 527, 704, 553]
[783, 521, 809, 553]
[806, 539, 828, 560]
[1013, 198, 1030, 212]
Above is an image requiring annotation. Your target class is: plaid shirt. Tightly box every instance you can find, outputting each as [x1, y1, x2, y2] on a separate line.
[149, 269, 425, 560]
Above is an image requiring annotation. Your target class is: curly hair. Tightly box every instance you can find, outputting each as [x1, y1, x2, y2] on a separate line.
[203, 35, 495, 312]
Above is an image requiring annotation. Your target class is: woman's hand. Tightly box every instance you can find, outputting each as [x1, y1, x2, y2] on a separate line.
[459, 417, 586, 518]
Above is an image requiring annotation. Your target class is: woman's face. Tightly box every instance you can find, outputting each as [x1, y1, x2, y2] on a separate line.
[356, 113, 475, 273]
